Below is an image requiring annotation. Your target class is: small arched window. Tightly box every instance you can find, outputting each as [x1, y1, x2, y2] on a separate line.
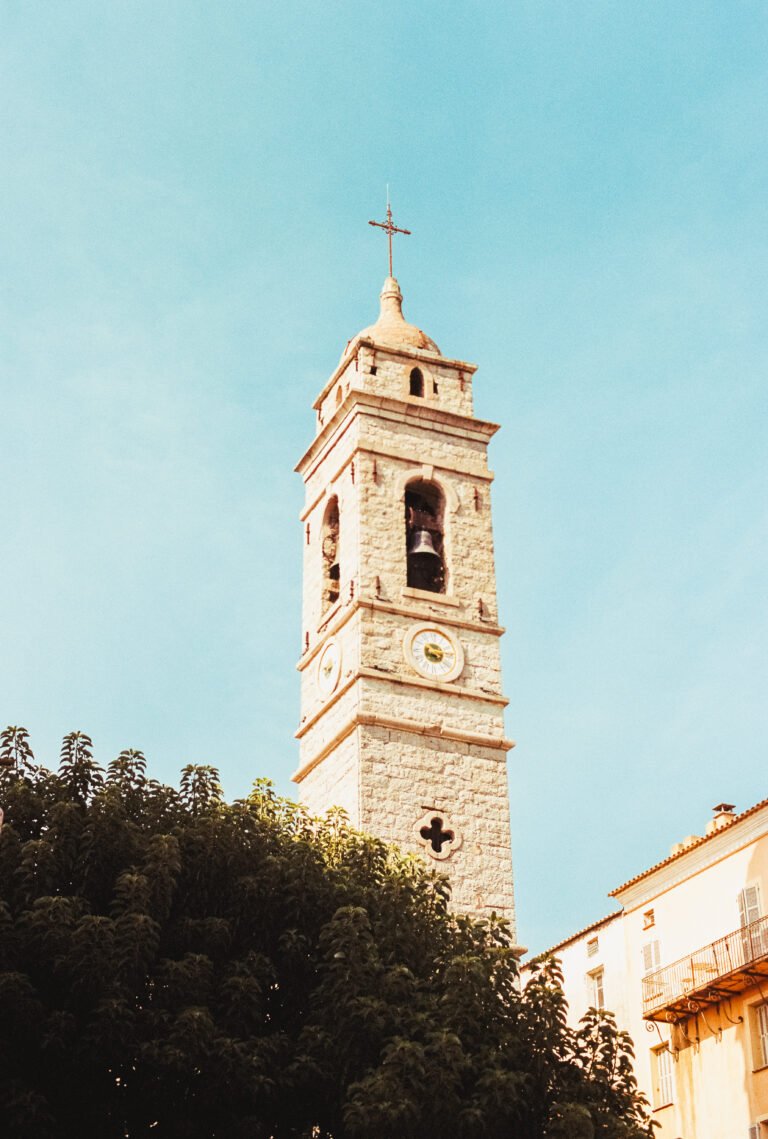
[405, 480, 445, 593]
[409, 368, 424, 397]
[321, 496, 340, 613]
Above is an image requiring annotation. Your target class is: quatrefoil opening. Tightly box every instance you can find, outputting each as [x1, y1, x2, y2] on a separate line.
[414, 810, 463, 861]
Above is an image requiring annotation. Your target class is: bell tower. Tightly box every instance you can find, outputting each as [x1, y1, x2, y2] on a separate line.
[293, 272, 516, 926]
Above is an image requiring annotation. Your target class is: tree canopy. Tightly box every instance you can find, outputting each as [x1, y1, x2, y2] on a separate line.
[0, 727, 655, 1138]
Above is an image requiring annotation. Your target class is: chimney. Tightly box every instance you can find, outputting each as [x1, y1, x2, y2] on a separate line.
[706, 802, 737, 836]
[670, 834, 701, 855]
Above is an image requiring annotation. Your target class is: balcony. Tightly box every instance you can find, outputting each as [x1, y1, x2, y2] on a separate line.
[642, 914, 768, 1022]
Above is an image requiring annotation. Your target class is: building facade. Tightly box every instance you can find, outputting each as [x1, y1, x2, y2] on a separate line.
[292, 275, 516, 925]
[538, 801, 768, 1138]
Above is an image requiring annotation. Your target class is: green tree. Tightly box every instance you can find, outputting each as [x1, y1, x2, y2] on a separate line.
[0, 728, 655, 1138]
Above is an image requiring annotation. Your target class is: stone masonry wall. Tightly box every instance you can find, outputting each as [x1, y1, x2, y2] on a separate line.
[298, 611, 361, 742]
[359, 724, 516, 921]
[354, 416, 501, 622]
[299, 727, 360, 824]
[358, 675, 505, 743]
[360, 607, 504, 696]
[300, 422, 360, 647]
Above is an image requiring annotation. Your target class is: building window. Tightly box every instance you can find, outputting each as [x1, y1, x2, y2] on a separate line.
[755, 1003, 768, 1069]
[405, 480, 446, 594]
[409, 368, 424, 397]
[588, 968, 605, 1009]
[586, 936, 599, 958]
[321, 496, 340, 614]
[642, 939, 661, 975]
[643, 908, 655, 930]
[652, 1046, 674, 1108]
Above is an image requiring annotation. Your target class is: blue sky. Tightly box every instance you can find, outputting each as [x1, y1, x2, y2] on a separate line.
[2, 1, 767, 952]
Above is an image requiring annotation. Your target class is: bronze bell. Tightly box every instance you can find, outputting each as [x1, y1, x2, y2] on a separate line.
[408, 529, 441, 559]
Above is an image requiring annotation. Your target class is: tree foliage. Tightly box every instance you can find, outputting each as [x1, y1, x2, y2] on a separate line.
[0, 728, 655, 1138]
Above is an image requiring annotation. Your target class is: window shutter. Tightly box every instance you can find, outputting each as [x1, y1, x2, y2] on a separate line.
[653, 1047, 674, 1108]
[740, 885, 762, 927]
[757, 1003, 768, 1068]
[591, 969, 605, 1009]
[643, 939, 661, 975]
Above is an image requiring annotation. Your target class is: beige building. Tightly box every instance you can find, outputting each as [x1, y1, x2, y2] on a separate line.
[292, 274, 516, 925]
[539, 800, 768, 1138]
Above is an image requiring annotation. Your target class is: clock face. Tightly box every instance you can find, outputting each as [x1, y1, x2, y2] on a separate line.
[404, 623, 464, 682]
[317, 639, 342, 696]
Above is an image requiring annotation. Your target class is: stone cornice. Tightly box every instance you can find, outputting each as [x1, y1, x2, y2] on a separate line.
[295, 668, 508, 741]
[292, 711, 514, 784]
[298, 443, 493, 523]
[357, 667, 508, 706]
[292, 720, 358, 783]
[296, 594, 504, 673]
[359, 595, 504, 637]
[294, 670, 358, 739]
[296, 389, 499, 478]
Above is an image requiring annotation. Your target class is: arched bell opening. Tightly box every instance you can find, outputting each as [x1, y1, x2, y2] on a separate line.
[321, 496, 340, 613]
[409, 367, 424, 397]
[405, 479, 446, 593]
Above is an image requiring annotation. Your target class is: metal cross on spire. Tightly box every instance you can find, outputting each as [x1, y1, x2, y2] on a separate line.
[368, 193, 411, 277]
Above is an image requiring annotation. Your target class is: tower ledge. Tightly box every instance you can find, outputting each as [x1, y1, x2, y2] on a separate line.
[297, 388, 498, 478]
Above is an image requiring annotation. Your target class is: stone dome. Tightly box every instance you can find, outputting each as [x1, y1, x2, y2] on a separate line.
[350, 277, 440, 356]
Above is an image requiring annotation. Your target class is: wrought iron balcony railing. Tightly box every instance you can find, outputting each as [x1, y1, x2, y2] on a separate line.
[642, 913, 768, 1022]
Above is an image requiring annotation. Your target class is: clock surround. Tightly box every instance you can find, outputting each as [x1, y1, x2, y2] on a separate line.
[403, 622, 464, 683]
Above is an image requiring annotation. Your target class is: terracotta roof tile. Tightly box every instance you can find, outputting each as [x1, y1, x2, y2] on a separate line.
[610, 795, 768, 897]
[527, 910, 622, 960]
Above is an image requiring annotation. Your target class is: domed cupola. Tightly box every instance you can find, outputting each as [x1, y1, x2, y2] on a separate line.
[348, 276, 440, 357]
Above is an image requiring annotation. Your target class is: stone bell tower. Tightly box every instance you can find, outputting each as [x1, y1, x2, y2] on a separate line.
[293, 272, 516, 926]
